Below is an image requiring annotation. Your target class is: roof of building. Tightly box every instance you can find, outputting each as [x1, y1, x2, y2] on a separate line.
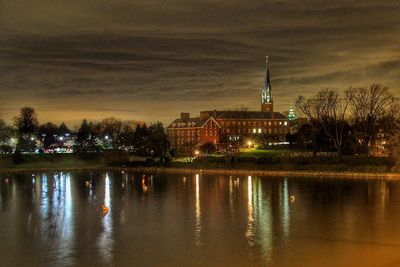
[202, 111, 287, 120]
[167, 117, 219, 129]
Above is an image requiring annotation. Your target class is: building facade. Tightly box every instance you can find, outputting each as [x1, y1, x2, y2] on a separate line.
[167, 56, 289, 154]
[167, 113, 220, 154]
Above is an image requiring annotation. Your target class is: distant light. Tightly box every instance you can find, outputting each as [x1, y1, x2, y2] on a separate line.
[59, 136, 64, 141]
[195, 150, 199, 155]
[30, 137, 35, 141]
[258, 128, 262, 133]
[105, 135, 109, 140]
[247, 141, 253, 146]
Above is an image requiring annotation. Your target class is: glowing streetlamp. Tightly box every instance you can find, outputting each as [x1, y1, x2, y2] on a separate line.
[247, 141, 253, 148]
[194, 150, 200, 156]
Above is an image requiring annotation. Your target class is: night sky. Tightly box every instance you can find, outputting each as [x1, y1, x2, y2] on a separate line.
[1, 0, 399, 127]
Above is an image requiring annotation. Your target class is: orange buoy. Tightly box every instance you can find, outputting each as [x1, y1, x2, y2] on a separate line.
[102, 205, 109, 216]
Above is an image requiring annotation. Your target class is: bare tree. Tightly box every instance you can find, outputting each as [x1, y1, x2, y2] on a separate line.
[97, 117, 133, 150]
[296, 88, 354, 158]
[295, 94, 325, 156]
[319, 88, 354, 158]
[349, 84, 397, 155]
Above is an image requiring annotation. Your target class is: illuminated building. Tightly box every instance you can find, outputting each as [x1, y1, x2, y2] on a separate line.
[167, 56, 289, 154]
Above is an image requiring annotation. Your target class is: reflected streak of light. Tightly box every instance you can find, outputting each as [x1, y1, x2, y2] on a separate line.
[195, 174, 202, 247]
[97, 173, 113, 264]
[247, 176, 255, 247]
[55, 173, 74, 266]
[41, 174, 49, 218]
[229, 176, 234, 215]
[282, 178, 290, 238]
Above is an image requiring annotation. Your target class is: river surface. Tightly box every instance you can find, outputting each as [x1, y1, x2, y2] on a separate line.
[1, 171, 400, 267]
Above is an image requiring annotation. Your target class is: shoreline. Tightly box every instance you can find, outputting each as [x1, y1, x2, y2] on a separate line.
[1, 166, 400, 179]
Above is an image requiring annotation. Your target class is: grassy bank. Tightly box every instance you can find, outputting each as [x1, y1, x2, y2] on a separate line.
[0, 152, 398, 174]
[0, 153, 105, 171]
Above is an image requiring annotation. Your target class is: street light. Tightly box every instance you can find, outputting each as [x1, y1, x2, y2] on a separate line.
[195, 150, 199, 156]
[247, 141, 252, 148]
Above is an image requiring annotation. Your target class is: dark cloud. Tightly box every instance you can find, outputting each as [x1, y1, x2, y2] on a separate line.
[0, 0, 399, 126]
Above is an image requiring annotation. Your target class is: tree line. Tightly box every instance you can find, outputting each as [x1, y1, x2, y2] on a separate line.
[293, 83, 400, 159]
[0, 108, 171, 162]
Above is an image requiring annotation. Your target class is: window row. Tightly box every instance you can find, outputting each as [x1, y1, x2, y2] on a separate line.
[220, 120, 288, 127]
[222, 128, 287, 134]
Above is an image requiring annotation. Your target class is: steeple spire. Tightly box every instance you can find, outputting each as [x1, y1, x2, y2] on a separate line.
[265, 55, 271, 87]
[261, 55, 273, 112]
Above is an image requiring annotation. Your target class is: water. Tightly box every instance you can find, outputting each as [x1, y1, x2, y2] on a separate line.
[1, 172, 400, 267]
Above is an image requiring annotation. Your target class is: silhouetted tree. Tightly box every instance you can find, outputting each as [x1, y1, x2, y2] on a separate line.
[148, 122, 170, 162]
[58, 122, 70, 136]
[97, 117, 134, 150]
[75, 119, 100, 153]
[350, 84, 399, 155]
[38, 122, 59, 148]
[0, 119, 15, 154]
[13, 107, 39, 152]
[199, 142, 216, 155]
[133, 124, 150, 156]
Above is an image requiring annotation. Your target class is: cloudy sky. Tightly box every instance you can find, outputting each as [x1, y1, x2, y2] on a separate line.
[1, 0, 399, 126]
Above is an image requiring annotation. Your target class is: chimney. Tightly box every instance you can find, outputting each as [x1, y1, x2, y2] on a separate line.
[200, 111, 209, 120]
[181, 112, 190, 119]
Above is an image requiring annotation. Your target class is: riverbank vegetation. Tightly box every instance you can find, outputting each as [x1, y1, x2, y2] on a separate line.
[0, 152, 398, 174]
[2, 83, 400, 173]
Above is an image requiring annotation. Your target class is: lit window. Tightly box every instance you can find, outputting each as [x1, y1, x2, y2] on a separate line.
[279, 121, 282, 125]
[258, 128, 262, 133]
[253, 128, 256, 133]
[284, 121, 288, 126]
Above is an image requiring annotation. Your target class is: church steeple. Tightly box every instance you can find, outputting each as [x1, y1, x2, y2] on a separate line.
[261, 56, 273, 112]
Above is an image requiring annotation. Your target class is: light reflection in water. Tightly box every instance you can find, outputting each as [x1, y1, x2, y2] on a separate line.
[229, 176, 234, 216]
[246, 176, 255, 248]
[3, 172, 400, 267]
[282, 178, 290, 237]
[64, 174, 73, 256]
[195, 174, 202, 247]
[97, 173, 113, 264]
[40, 174, 49, 219]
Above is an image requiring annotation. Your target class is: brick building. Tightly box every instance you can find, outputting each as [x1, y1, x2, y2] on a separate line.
[167, 113, 220, 154]
[167, 56, 289, 154]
